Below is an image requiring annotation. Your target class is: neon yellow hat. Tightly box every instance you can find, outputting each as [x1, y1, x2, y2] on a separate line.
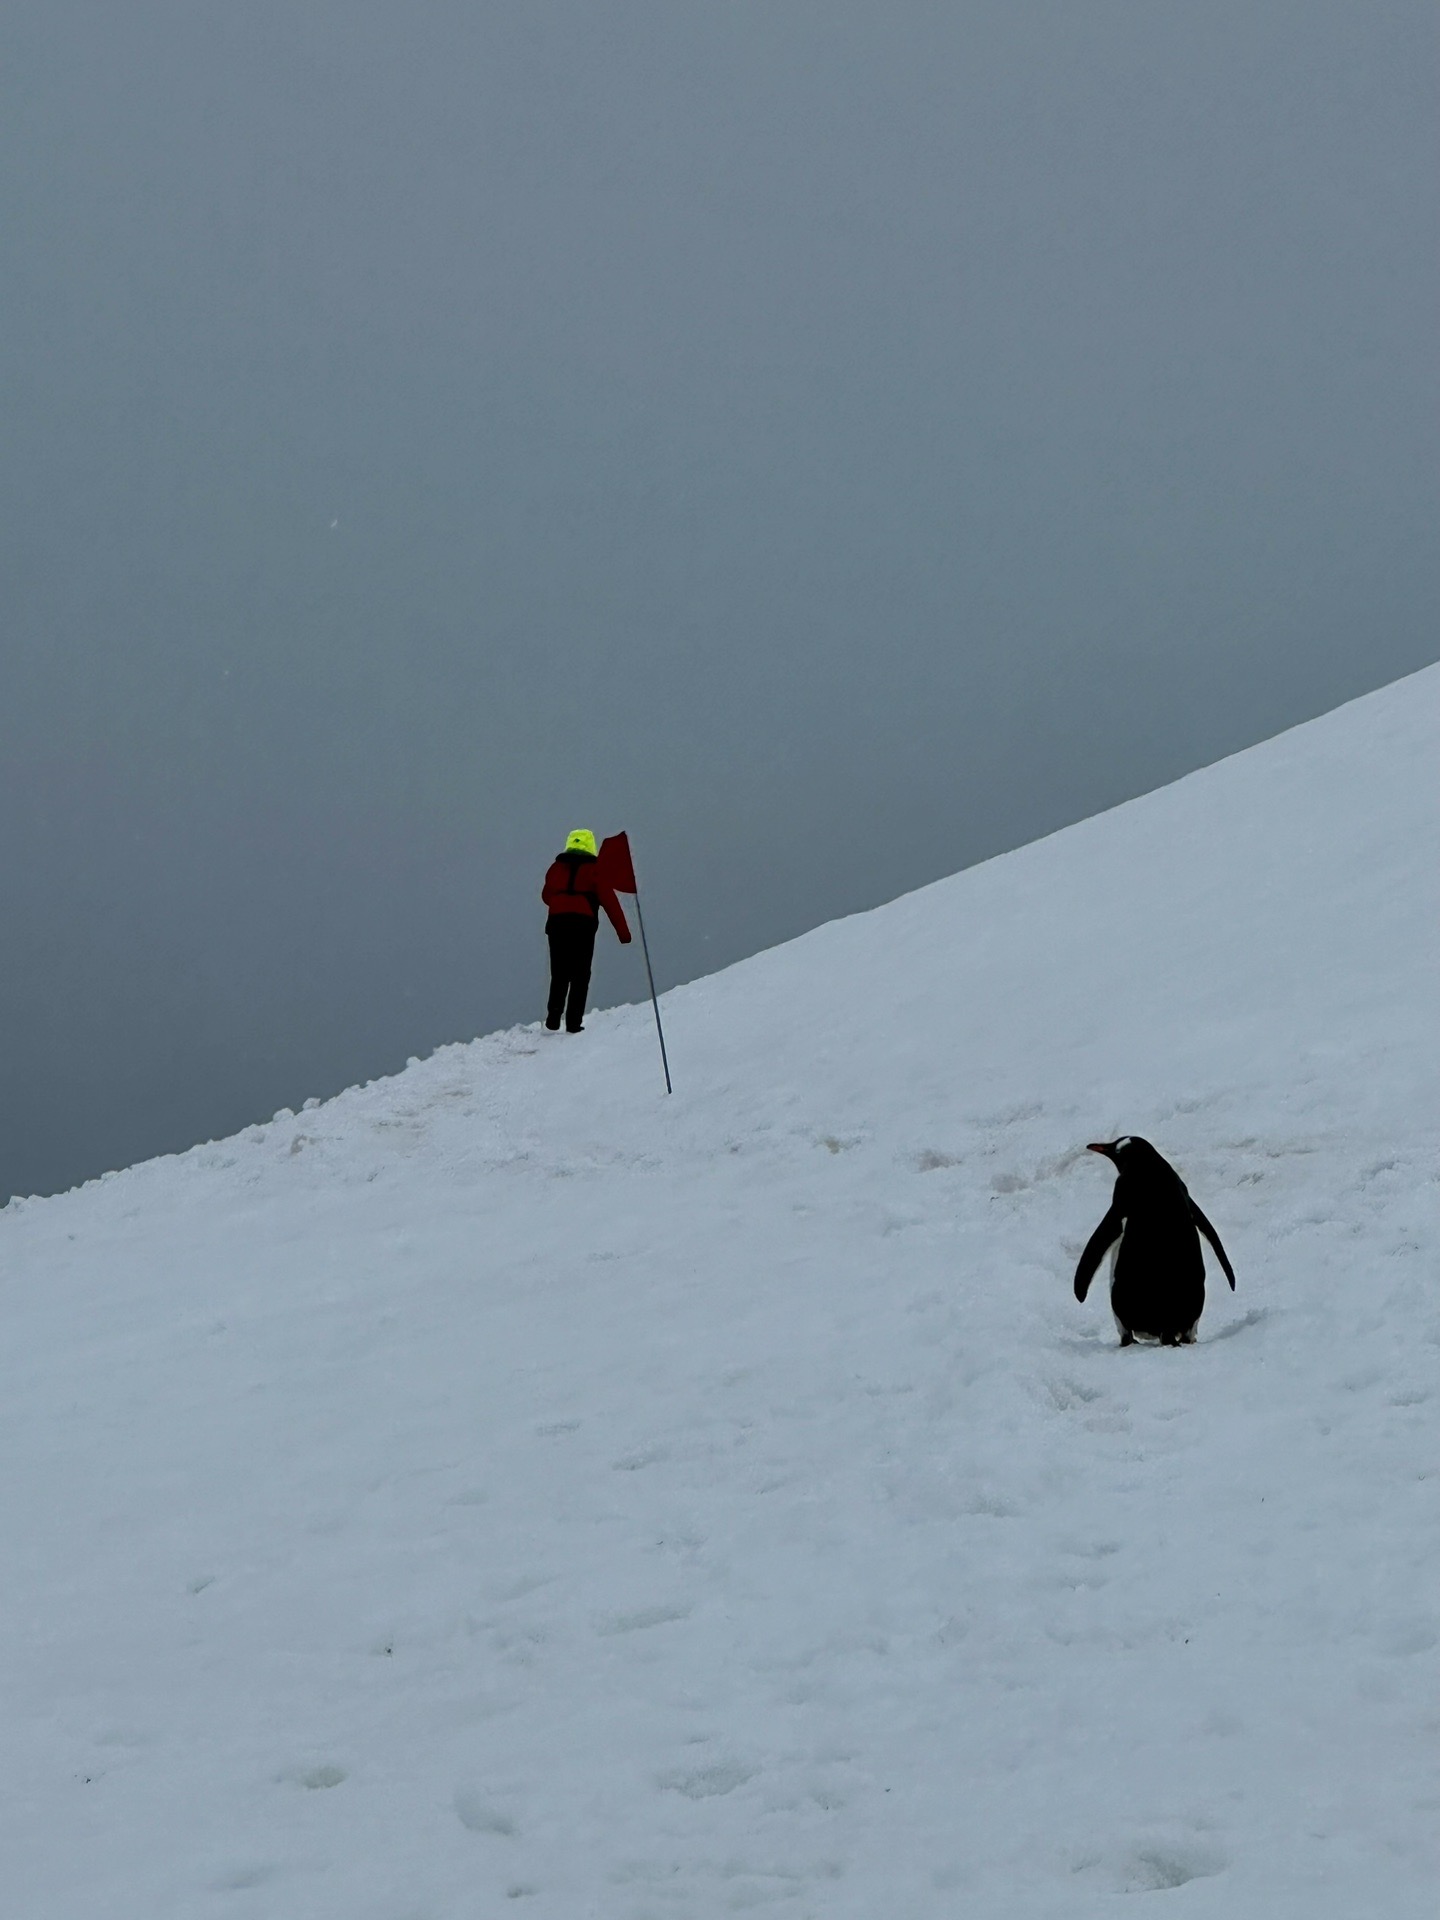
[565, 828, 597, 856]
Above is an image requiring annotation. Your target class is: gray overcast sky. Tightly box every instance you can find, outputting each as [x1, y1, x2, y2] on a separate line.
[2, 1, 1435, 1199]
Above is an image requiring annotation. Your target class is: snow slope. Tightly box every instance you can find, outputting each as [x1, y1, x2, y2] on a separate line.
[3, 667, 1438, 1920]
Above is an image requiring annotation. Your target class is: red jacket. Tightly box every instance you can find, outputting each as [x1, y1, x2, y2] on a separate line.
[542, 851, 631, 941]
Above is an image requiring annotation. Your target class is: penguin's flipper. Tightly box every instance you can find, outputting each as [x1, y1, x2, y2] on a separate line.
[1190, 1200, 1236, 1290]
[1074, 1205, 1124, 1303]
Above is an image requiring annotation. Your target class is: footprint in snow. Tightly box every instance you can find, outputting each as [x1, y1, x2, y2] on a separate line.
[595, 1602, 693, 1636]
[1072, 1835, 1228, 1894]
[916, 1149, 963, 1171]
[1122, 1843, 1228, 1892]
[454, 1791, 516, 1836]
[658, 1761, 756, 1800]
[1043, 1376, 1105, 1412]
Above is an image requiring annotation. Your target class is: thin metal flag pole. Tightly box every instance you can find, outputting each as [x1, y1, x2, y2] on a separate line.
[631, 887, 672, 1095]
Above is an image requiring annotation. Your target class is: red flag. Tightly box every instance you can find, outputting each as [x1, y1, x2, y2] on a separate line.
[600, 831, 671, 1090]
[598, 831, 637, 894]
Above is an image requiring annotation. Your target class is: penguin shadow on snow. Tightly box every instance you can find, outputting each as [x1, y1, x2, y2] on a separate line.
[1070, 1137, 1238, 1349]
[1204, 1305, 1268, 1343]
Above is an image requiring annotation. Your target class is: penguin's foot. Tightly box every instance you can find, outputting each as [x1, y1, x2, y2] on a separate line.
[1118, 1330, 1134, 1348]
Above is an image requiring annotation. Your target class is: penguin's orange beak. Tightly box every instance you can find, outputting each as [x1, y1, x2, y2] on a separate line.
[1087, 1141, 1118, 1162]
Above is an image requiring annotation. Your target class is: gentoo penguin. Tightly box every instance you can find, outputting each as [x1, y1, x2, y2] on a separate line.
[1073, 1137, 1235, 1346]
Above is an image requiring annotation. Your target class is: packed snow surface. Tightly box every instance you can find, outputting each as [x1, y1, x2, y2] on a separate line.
[4, 669, 1439, 1919]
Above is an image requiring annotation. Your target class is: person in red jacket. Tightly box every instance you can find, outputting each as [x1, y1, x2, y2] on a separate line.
[541, 829, 631, 1031]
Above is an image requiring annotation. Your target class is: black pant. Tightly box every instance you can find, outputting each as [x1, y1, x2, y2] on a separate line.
[546, 919, 597, 1030]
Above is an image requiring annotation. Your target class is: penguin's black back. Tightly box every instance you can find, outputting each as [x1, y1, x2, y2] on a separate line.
[1101, 1140, 1205, 1342]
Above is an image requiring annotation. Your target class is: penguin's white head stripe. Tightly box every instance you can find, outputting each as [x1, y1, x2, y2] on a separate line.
[1116, 1136, 1132, 1150]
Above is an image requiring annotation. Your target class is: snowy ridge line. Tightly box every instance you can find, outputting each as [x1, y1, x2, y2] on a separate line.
[8, 660, 1436, 1213]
